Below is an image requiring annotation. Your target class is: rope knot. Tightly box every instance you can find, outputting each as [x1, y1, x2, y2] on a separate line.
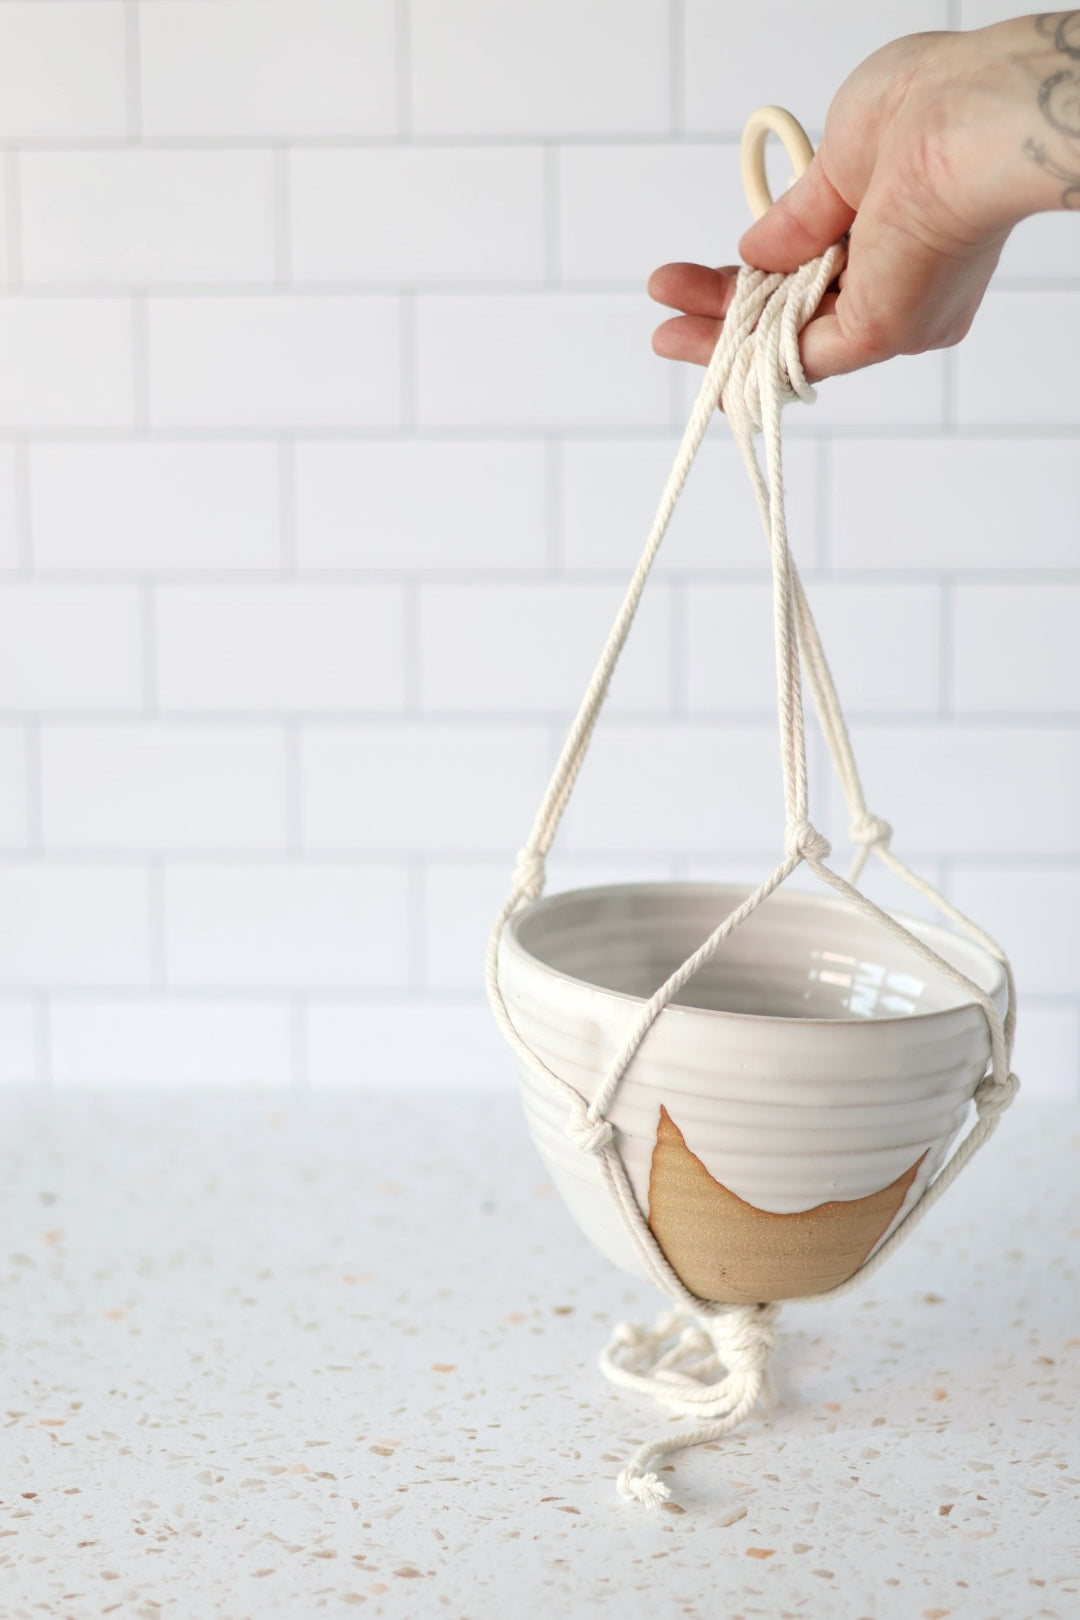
[565, 1108, 614, 1156]
[710, 1302, 779, 1371]
[512, 847, 545, 902]
[849, 811, 892, 849]
[975, 1068, 1020, 1118]
[784, 818, 831, 864]
[616, 1467, 670, 1511]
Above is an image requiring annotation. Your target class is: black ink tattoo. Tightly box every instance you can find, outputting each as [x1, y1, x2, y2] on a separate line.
[1023, 136, 1080, 205]
[1039, 67, 1080, 137]
[1027, 13, 1080, 204]
[1036, 12, 1080, 53]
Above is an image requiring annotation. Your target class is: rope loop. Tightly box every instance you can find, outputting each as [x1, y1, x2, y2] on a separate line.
[784, 817, 831, 864]
[729, 255, 832, 429]
[602, 1303, 781, 1510]
[849, 811, 893, 850]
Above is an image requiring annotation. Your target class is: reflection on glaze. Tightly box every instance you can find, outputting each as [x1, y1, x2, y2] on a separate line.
[808, 948, 927, 1018]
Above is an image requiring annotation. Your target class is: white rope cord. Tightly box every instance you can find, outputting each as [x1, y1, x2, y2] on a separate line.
[485, 246, 1019, 1510]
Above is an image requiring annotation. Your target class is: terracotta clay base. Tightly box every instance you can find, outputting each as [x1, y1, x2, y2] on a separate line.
[647, 1106, 926, 1304]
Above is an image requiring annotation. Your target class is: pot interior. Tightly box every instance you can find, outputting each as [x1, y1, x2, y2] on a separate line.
[510, 882, 1004, 1022]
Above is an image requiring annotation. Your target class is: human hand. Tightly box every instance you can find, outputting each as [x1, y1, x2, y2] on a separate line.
[650, 12, 1080, 382]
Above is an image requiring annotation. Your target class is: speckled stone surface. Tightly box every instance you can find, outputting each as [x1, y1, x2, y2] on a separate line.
[1, 1087, 1078, 1620]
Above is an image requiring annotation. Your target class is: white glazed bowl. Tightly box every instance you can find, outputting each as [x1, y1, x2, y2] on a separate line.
[497, 881, 1008, 1302]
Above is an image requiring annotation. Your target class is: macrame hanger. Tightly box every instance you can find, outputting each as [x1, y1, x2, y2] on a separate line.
[485, 108, 1019, 1510]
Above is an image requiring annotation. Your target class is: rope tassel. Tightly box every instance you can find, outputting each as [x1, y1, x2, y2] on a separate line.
[600, 1305, 780, 1509]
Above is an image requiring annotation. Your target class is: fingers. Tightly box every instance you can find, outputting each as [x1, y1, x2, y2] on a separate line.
[653, 290, 842, 376]
[651, 312, 724, 366]
[647, 262, 741, 318]
[799, 177, 1007, 377]
[738, 150, 856, 271]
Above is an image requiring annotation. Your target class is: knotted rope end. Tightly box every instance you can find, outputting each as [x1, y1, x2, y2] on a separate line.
[616, 1466, 672, 1511]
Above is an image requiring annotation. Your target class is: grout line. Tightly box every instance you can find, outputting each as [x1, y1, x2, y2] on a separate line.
[0, 986, 496, 1009]
[13, 439, 32, 573]
[3, 843, 1079, 867]
[668, 357, 687, 430]
[278, 439, 296, 570]
[543, 145, 561, 284]
[123, 0, 143, 142]
[408, 859, 426, 991]
[939, 577, 955, 717]
[0, 982, 1076, 1010]
[669, 0, 686, 135]
[815, 437, 832, 574]
[24, 720, 42, 852]
[273, 147, 291, 284]
[7, 422, 1080, 444]
[403, 578, 421, 712]
[14, 561, 1080, 586]
[284, 721, 302, 854]
[141, 581, 158, 713]
[0, 276, 1077, 299]
[0, 706, 1077, 729]
[148, 857, 167, 988]
[942, 347, 959, 430]
[4, 151, 21, 287]
[544, 437, 564, 570]
[34, 995, 51, 1089]
[0, 134, 750, 154]
[395, 0, 413, 141]
[131, 293, 150, 430]
[290, 996, 309, 1091]
[398, 290, 416, 428]
[669, 580, 687, 713]
[545, 716, 565, 775]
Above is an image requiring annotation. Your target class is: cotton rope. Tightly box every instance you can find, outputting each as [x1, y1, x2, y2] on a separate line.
[485, 243, 1019, 1510]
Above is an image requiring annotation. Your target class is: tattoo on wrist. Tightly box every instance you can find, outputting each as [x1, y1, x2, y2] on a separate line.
[1037, 12, 1080, 57]
[1023, 137, 1080, 205]
[1029, 13, 1080, 204]
[1039, 68, 1080, 137]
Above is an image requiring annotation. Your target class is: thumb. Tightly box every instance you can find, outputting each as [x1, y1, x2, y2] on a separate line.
[738, 150, 855, 271]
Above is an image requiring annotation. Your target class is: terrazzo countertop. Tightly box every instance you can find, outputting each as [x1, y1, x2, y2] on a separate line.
[1, 1086, 1078, 1620]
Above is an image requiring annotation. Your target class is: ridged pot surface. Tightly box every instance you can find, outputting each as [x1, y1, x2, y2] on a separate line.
[497, 882, 1007, 1303]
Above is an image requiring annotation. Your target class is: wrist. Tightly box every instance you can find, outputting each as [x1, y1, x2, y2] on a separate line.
[974, 12, 1080, 216]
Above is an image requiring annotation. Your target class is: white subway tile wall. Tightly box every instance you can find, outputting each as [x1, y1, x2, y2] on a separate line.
[0, 1, 1076, 1100]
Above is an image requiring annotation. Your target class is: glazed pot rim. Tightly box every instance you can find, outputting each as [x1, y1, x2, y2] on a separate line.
[502, 879, 1008, 1029]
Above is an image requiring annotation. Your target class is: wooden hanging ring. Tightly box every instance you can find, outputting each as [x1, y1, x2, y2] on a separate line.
[740, 105, 815, 220]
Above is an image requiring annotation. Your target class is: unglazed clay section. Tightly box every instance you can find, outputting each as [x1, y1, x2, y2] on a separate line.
[498, 883, 1007, 1297]
[647, 1104, 926, 1303]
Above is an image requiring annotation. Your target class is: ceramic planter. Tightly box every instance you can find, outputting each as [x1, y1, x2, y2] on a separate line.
[497, 881, 1008, 1304]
